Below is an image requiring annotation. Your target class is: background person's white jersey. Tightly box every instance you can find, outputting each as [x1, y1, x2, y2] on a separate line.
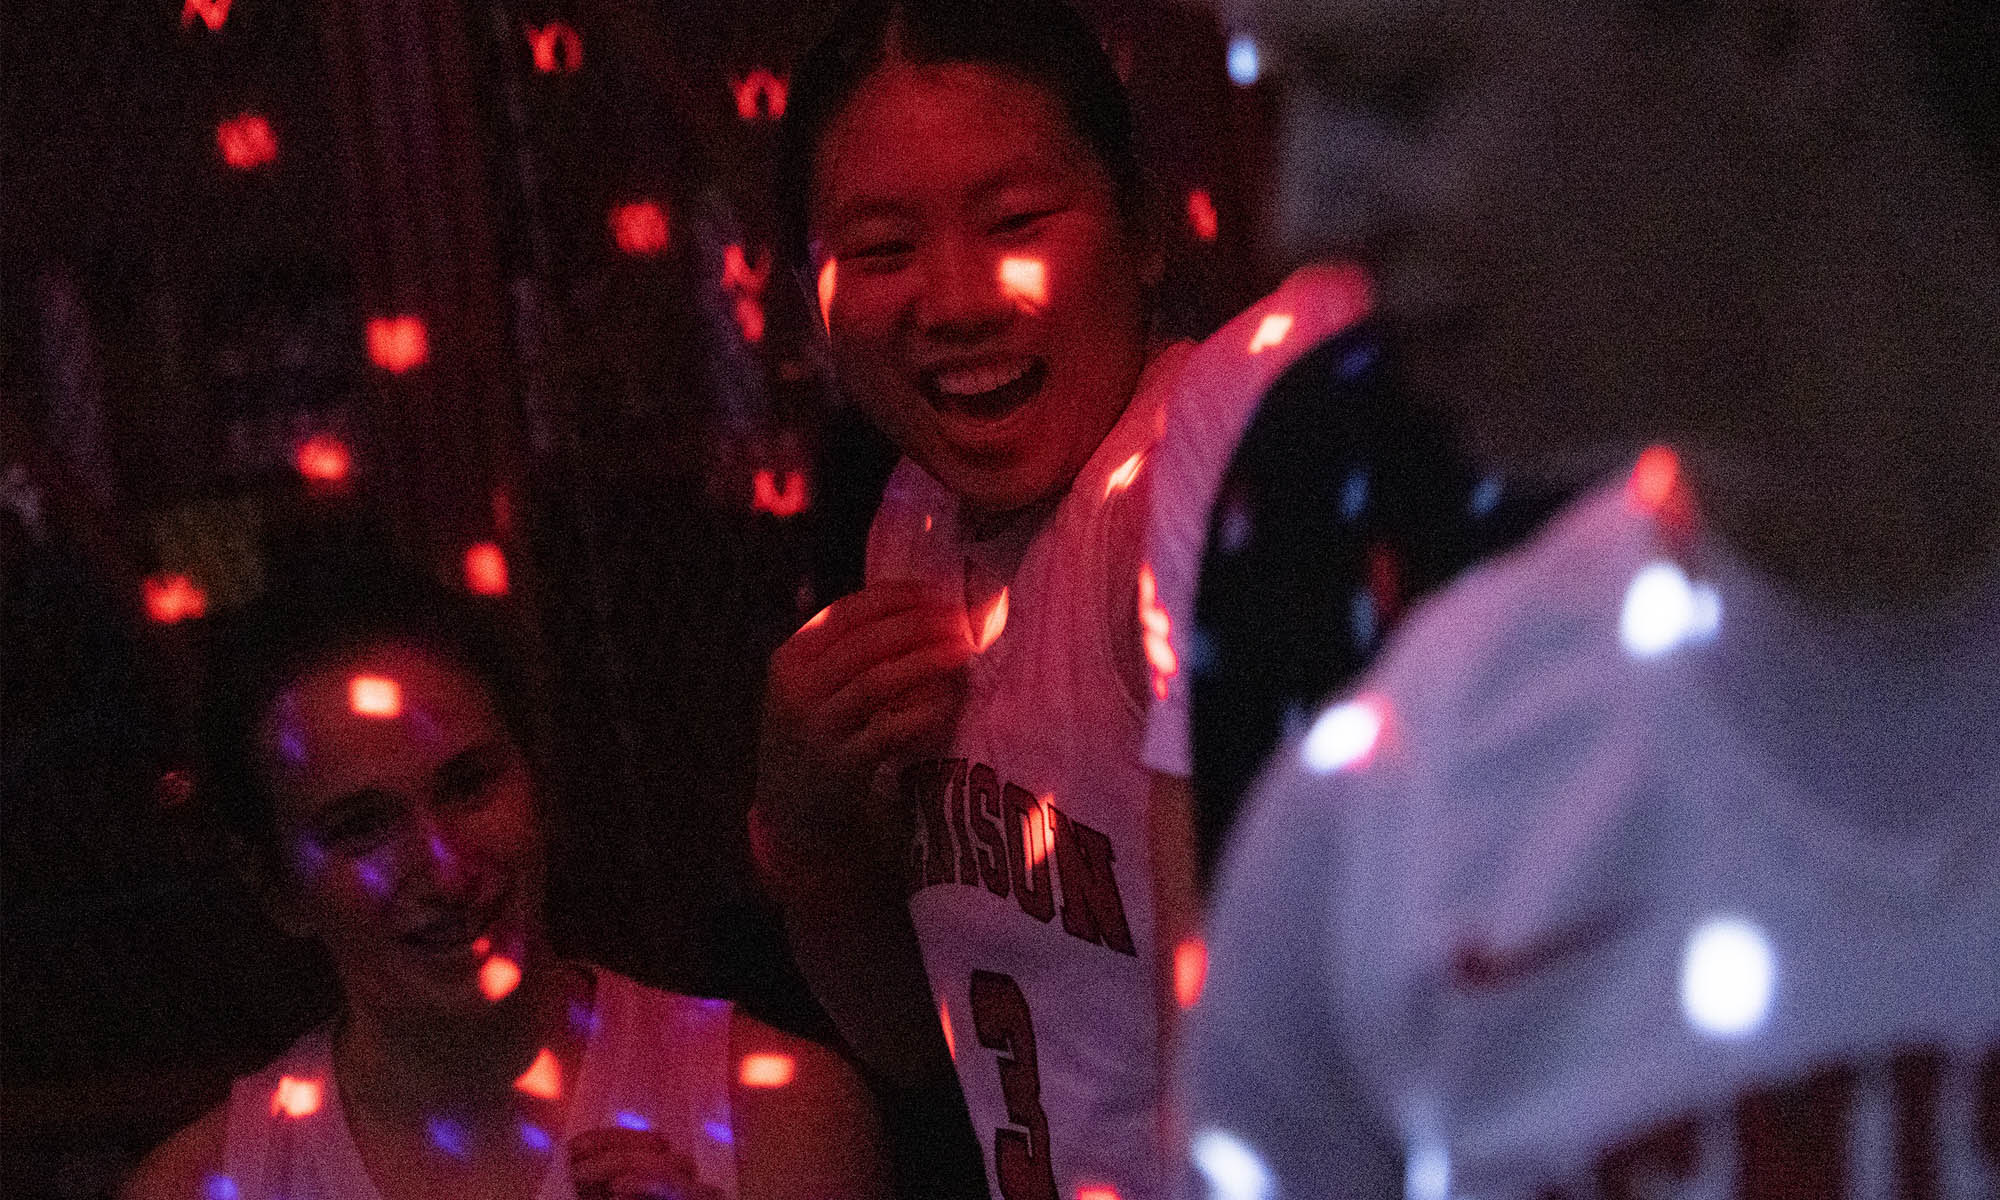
[216, 969, 738, 1200]
[1182, 469, 2000, 1200]
[867, 344, 1191, 1200]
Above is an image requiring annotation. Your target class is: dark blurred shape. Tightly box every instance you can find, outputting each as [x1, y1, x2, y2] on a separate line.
[1189, 323, 1573, 883]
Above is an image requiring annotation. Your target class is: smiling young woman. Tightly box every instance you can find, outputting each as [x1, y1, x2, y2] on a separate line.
[751, 3, 1196, 1199]
[122, 568, 887, 1200]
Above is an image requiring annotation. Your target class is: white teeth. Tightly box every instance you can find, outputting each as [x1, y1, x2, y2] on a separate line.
[934, 360, 1033, 397]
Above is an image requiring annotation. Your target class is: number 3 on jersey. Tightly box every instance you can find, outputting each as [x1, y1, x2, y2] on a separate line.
[970, 970, 1058, 1200]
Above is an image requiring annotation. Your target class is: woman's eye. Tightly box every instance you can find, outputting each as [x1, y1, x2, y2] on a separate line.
[849, 240, 912, 261]
[325, 811, 394, 854]
[992, 209, 1056, 236]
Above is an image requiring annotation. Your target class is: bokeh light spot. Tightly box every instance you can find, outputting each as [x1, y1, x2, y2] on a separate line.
[1246, 312, 1293, 355]
[1300, 696, 1386, 774]
[1186, 189, 1219, 242]
[480, 955, 522, 1002]
[217, 114, 277, 170]
[609, 201, 669, 257]
[464, 541, 509, 596]
[348, 675, 402, 719]
[1681, 917, 1775, 1038]
[270, 1076, 322, 1118]
[739, 1052, 796, 1088]
[1192, 1128, 1272, 1200]
[1174, 937, 1208, 1009]
[515, 1047, 563, 1099]
[365, 316, 429, 373]
[144, 573, 208, 624]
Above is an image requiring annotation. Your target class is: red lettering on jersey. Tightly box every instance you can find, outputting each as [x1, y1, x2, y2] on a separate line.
[905, 758, 960, 888]
[1892, 1048, 1944, 1200]
[1052, 807, 1136, 956]
[1735, 1066, 1854, 1199]
[949, 764, 982, 886]
[968, 764, 1010, 898]
[1595, 1118, 1696, 1200]
[970, 971, 1060, 1200]
[1004, 783, 1056, 923]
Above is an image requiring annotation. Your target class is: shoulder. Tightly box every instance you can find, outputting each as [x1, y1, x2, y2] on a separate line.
[1366, 479, 1649, 739]
[728, 1013, 888, 1200]
[727, 1011, 873, 1114]
[122, 1102, 229, 1200]
[1241, 480, 1652, 878]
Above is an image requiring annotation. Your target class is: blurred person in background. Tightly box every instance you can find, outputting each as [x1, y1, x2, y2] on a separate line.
[125, 566, 886, 1200]
[1184, 0, 2000, 1196]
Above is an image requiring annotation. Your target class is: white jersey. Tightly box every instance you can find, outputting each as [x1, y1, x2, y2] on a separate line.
[216, 969, 737, 1200]
[1140, 264, 1372, 777]
[1183, 473, 2000, 1200]
[867, 343, 1193, 1200]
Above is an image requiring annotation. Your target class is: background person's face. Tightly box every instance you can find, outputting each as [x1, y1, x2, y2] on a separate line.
[1244, 0, 1784, 477]
[256, 643, 549, 1023]
[811, 60, 1152, 517]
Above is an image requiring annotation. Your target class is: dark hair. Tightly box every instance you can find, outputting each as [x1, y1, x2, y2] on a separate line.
[1898, 1, 2000, 189]
[200, 556, 534, 864]
[775, 0, 1144, 270]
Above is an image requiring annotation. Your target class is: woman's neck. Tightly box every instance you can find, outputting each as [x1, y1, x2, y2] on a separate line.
[333, 953, 592, 1128]
[1684, 141, 2000, 612]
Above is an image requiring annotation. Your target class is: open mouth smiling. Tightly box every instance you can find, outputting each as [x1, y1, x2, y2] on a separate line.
[919, 357, 1048, 425]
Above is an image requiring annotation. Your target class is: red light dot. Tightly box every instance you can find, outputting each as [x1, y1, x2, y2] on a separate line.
[515, 1047, 562, 1099]
[733, 296, 766, 343]
[295, 434, 351, 484]
[480, 955, 522, 1002]
[733, 69, 788, 120]
[365, 316, 429, 373]
[610, 201, 669, 257]
[180, 0, 231, 31]
[348, 675, 402, 718]
[144, 573, 208, 624]
[1174, 938, 1208, 1009]
[1247, 312, 1294, 355]
[817, 259, 838, 333]
[738, 1053, 796, 1088]
[463, 542, 509, 596]
[1186, 189, 1219, 242]
[1077, 1188, 1123, 1200]
[524, 21, 582, 73]
[752, 468, 809, 518]
[217, 114, 278, 170]
[998, 257, 1048, 312]
[1628, 444, 1680, 513]
[271, 1076, 323, 1118]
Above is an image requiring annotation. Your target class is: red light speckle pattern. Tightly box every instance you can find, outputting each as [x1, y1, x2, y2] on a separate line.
[609, 201, 669, 257]
[738, 1053, 796, 1088]
[144, 574, 208, 624]
[217, 115, 278, 170]
[463, 542, 510, 596]
[365, 316, 429, 373]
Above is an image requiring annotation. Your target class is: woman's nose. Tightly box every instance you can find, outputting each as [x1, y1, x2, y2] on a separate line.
[399, 812, 473, 897]
[914, 239, 1012, 341]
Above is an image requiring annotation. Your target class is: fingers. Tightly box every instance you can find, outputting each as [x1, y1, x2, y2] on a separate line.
[817, 636, 974, 742]
[568, 1128, 702, 1200]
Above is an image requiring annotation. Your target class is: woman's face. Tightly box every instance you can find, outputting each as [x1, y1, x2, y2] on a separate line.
[254, 642, 549, 1022]
[811, 60, 1154, 517]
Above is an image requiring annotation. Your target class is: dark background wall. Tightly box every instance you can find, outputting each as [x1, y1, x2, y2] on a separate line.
[0, 2, 1280, 1194]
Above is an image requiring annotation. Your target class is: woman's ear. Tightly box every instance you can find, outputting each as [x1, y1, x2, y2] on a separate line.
[226, 833, 315, 939]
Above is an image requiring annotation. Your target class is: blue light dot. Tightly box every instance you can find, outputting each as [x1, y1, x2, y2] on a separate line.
[615, 1110, 651, 1132]
[518, 1121, 552, 1153]
[1225, 35, 1260, 86]
[704, 1119, 736, 1146]
[427, 1117, 470, 1160]
[1469, 476, 1504, 518]
[1349, 589, 1378, 649]
[204, 1175, 240, 1200]
[1339, 344, 1378, 381]
[1340, 469, 1370, 523]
